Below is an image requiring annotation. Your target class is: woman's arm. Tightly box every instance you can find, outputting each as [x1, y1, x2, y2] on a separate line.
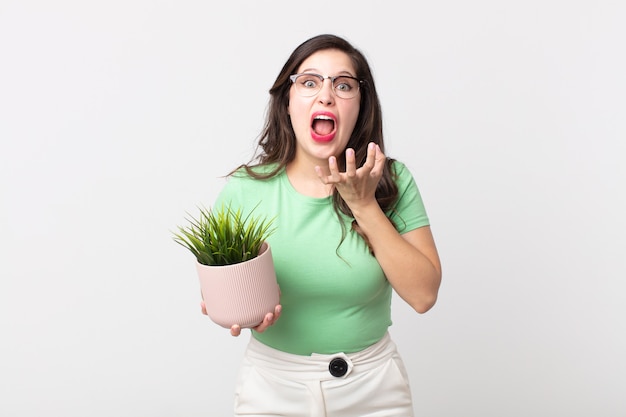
[351, 203, 441, 313]
[316, 142, 442, 313]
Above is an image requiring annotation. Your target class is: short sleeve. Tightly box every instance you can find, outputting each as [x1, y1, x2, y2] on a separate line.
[213, 176, 240, 209]
[388, 161, 430, 234]
[212, 169, 253, 210]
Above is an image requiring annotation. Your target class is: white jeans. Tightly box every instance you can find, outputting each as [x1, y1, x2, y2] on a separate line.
[233, 332, 414, 417]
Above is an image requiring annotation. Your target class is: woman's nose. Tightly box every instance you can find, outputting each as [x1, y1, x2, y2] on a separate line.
[317, 79, 335, 105]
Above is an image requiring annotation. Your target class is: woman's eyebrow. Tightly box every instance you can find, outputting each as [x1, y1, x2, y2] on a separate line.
[298, 68, 355, 77]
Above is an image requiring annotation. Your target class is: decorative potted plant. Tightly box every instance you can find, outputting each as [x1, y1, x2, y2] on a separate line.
[173, 204, 279, 329]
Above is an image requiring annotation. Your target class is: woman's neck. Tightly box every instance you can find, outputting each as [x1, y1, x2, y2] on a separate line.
[285, 161, 334, 198]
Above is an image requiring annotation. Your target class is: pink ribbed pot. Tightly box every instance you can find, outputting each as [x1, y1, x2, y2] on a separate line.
[196, 242, 279, 329]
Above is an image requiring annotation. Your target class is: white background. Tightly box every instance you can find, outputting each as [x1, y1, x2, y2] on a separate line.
[1, 1, 625, 416]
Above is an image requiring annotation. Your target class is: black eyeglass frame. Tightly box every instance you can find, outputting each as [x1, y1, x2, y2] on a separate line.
[289, 73, 364, 99]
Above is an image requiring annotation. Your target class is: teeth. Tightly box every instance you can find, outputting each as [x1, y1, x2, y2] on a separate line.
[314, 115, 333, 120]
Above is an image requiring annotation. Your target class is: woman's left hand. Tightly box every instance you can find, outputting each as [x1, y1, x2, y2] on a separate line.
[200, 301, 282, 337]
[229, 304, 282, 337]
[315, 142, 386, 209]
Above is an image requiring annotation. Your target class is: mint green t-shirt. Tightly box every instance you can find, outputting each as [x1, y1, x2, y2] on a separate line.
[214, 161, 429, 355]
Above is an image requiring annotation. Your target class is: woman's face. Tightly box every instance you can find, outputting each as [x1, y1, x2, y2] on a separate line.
[287, 49, 361, 166]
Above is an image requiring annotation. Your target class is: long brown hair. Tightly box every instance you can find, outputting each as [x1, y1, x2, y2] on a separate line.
[234, 34, 398, 252]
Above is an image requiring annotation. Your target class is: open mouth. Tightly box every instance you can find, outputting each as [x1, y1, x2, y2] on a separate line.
[310, 113, 336, 142]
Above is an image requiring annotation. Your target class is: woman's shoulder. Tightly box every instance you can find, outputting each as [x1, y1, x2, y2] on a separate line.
[390, 159, 407, 172]
[215, 163, 283, 207]
[225, 163, 283, 186]
[389, 159, 414, 183]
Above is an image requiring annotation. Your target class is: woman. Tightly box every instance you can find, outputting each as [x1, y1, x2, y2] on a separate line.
[204, 34, 442, 416]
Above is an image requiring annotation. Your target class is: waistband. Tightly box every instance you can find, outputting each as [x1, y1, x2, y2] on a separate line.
[244, 332, 397, 381]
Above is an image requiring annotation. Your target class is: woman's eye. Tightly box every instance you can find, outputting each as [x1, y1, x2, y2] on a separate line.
[334, 77, 356, 92]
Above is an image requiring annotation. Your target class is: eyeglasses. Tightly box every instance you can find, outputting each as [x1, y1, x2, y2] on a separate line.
[289, 73, 362, 99]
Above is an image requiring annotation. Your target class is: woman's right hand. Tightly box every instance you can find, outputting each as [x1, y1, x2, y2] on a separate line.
[200, 301, 282, 337]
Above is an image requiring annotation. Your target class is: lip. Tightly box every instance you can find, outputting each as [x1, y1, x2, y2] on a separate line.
[310, 111, 337, 143]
